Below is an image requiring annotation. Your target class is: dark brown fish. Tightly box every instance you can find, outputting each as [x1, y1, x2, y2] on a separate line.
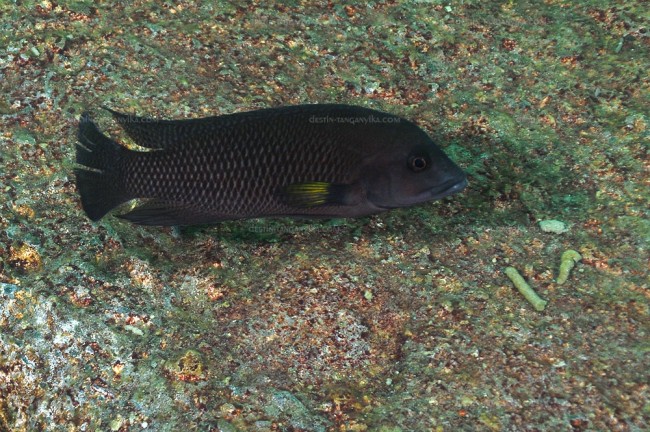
[75, 104, 467, 225]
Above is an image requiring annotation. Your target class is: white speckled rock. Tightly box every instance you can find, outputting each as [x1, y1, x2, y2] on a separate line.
[539, 219, 568, 234]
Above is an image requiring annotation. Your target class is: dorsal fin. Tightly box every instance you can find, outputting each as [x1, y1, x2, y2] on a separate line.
[102, 107, 216, 150]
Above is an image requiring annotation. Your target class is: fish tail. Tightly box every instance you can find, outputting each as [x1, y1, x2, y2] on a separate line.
[75, 113, 131, 221]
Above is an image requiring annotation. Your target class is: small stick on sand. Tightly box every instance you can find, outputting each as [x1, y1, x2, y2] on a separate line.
[504, 267, 548, 312]
[557, 250, 582, 285]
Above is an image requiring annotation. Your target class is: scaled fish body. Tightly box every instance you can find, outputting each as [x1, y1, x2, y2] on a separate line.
[75, 104, 467, 225]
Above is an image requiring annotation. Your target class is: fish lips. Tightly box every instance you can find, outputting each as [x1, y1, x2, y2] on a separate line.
[426, 176, 468, 200]
[378, 176, 468, 209]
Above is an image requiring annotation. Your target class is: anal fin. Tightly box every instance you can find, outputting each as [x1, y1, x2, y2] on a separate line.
[117, 200, 221, 226]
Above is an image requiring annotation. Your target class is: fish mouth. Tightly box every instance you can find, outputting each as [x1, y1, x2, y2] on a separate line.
[376, 176, 468, 210]
[426, 176, 468, 200]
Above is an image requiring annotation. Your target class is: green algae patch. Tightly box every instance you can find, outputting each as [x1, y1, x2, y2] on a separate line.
[164, 350, 205, 383]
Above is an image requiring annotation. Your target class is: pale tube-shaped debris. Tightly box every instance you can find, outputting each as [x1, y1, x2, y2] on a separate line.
[557, 249, 582, 284]
[504, 267, 548, 312]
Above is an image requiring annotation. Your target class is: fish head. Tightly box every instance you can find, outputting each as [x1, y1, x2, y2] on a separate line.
[361, 124, 467, 210]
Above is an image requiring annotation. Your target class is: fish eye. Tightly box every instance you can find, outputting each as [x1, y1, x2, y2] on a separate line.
[408, 154, 430, 172]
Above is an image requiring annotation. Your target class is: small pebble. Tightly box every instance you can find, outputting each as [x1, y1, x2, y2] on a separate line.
[1, 282, 20, 296]
[539, 220, 568, 234]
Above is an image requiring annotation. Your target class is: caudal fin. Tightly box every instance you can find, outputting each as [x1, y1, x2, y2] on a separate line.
[75, 113, 131, 221]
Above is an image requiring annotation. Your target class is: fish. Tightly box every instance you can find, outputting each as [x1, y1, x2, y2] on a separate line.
[75, 104, 467, 226]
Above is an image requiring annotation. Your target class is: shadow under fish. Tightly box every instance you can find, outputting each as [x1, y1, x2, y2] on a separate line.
[75, 104, 467, 226]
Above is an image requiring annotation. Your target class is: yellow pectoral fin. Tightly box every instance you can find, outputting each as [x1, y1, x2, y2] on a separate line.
[279, 182, 351, 208]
